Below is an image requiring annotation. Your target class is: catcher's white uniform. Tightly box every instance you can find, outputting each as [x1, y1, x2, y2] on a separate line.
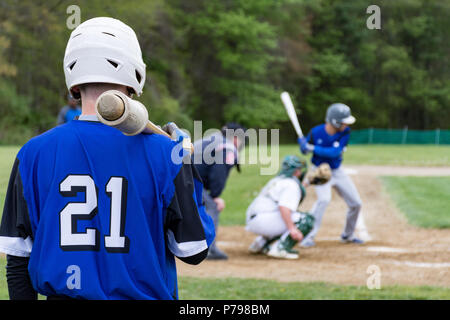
[245, 176, 303, 238]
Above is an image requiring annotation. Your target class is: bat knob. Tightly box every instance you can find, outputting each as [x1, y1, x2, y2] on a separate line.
[97, 93, 125, 121]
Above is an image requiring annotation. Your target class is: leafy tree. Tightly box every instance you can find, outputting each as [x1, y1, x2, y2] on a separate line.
[0, 0, 448, 144]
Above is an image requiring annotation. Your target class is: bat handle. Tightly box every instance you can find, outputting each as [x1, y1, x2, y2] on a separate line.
[163, 122, 194, 155]
[146, 121, 194, 154]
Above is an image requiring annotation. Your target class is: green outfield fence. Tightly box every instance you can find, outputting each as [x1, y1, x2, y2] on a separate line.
[350, 128, 450, 145]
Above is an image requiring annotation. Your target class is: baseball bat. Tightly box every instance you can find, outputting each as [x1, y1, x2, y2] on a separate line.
[95, 90, 193, 153]
[280, 91, 303, 138]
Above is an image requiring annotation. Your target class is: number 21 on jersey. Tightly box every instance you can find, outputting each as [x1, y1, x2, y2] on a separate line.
[59, 174, 130, 253]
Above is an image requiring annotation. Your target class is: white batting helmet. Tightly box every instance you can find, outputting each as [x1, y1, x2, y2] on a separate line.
[63, 17, 146, 98]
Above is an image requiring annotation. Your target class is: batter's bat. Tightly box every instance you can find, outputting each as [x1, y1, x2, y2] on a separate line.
[95, 90, 193, 153]
[280, 91, 303, 138]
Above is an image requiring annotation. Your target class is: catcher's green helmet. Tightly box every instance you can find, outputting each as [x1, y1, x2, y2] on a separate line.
[279, 155, 307, 179]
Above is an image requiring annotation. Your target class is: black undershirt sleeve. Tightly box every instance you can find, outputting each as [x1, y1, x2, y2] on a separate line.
[1, 158, 34, 240]
[6, 255, 37, 300]
[1, 158, 37, 300]
[177, 249, 208, 265]
[165, 163, 208, 265]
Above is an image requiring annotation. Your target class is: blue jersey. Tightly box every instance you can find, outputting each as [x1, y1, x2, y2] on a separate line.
[64, 108, 82, 123]
[0, 118, 215, 300]
[306, 124, 350, 169]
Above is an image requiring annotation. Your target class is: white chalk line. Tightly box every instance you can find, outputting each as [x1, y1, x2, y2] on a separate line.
[386, 260, 450, 268]
[355, 210, 372, 242]
[366, 246, 409, 253]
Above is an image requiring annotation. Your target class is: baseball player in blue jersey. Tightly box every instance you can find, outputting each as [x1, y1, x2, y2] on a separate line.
[298, 103, 363, 247]
[0, 17, 215, 300]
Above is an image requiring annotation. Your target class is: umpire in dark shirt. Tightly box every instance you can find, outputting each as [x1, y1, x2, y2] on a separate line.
[193, 123, 246, 260]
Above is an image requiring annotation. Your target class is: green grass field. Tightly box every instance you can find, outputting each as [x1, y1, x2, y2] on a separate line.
[381, 176, 450, 228]
[178, 277, 450, 300]
[0, 256, 6, 300]
[0, 144, 449, 300]
[345, 144, 450, 166]
[0, 146, 20, 211]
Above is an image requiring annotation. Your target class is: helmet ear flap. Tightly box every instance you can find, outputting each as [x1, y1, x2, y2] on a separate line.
[332, 118, 340, 128]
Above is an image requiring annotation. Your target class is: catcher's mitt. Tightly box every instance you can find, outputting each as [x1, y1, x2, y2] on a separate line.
[307, 163, 332, 185]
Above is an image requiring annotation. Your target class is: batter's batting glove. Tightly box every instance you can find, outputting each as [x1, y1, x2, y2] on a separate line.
[162, 122, 193, 154]
[298, 137, 314, 155]
[162, 122, 186, 142]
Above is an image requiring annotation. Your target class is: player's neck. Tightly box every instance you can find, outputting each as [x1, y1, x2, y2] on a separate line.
[80, 85, 130, 116]
[325, 123, 338, 135]
[81, 96, 97, 115]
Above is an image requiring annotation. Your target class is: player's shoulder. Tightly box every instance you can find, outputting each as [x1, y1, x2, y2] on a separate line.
[141, 133, 186, 173]
[19, 124, 68, 156]
[18, 121, 103, 160]
[278, 176, 301, 190]
[311, 123, 326, 134]
[309, 124, 326, 138]
[142, 132, 178, 151]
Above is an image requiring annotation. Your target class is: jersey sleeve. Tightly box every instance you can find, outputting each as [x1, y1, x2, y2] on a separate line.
[0, 158, 34, 257]
[306, 130, 313, 144]
[164, 162, 215, 264]
[277, 180, 301, 212]
[313, 131, 350, 159]
[340, 129, 350, 147]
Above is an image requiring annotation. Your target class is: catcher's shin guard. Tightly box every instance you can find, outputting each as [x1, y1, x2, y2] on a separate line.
[278, 212, 315, 252]
[296, 212, 315, 237]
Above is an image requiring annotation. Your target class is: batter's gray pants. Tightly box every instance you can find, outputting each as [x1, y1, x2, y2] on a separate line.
[302, 167, 362, 242]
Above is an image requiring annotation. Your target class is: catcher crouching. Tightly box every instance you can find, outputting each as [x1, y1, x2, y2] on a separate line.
[245, 155, 331, 259]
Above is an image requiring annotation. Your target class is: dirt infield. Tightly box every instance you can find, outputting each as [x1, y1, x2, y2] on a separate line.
[178, 165, 450, 287]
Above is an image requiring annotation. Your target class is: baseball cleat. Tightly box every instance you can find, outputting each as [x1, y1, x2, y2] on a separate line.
[206, 246, 229, 260]
[248, 236, 267, 254]
[266, 241, 299, 260]
[341, 235, 364, 244]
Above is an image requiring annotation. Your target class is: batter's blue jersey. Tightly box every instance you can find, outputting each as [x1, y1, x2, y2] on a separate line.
[306, 124, 350, 169]
[0, 118, 215, 299]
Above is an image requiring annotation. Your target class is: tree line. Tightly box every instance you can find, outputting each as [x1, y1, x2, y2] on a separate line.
[0, 0, 448, 144]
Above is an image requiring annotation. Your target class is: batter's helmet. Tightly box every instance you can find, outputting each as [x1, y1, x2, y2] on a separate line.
[63, 17, 146, 99]
[325, 103, 356, 128]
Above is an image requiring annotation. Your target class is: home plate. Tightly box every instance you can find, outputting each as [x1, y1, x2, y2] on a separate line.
[366, 246, 410, 253]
